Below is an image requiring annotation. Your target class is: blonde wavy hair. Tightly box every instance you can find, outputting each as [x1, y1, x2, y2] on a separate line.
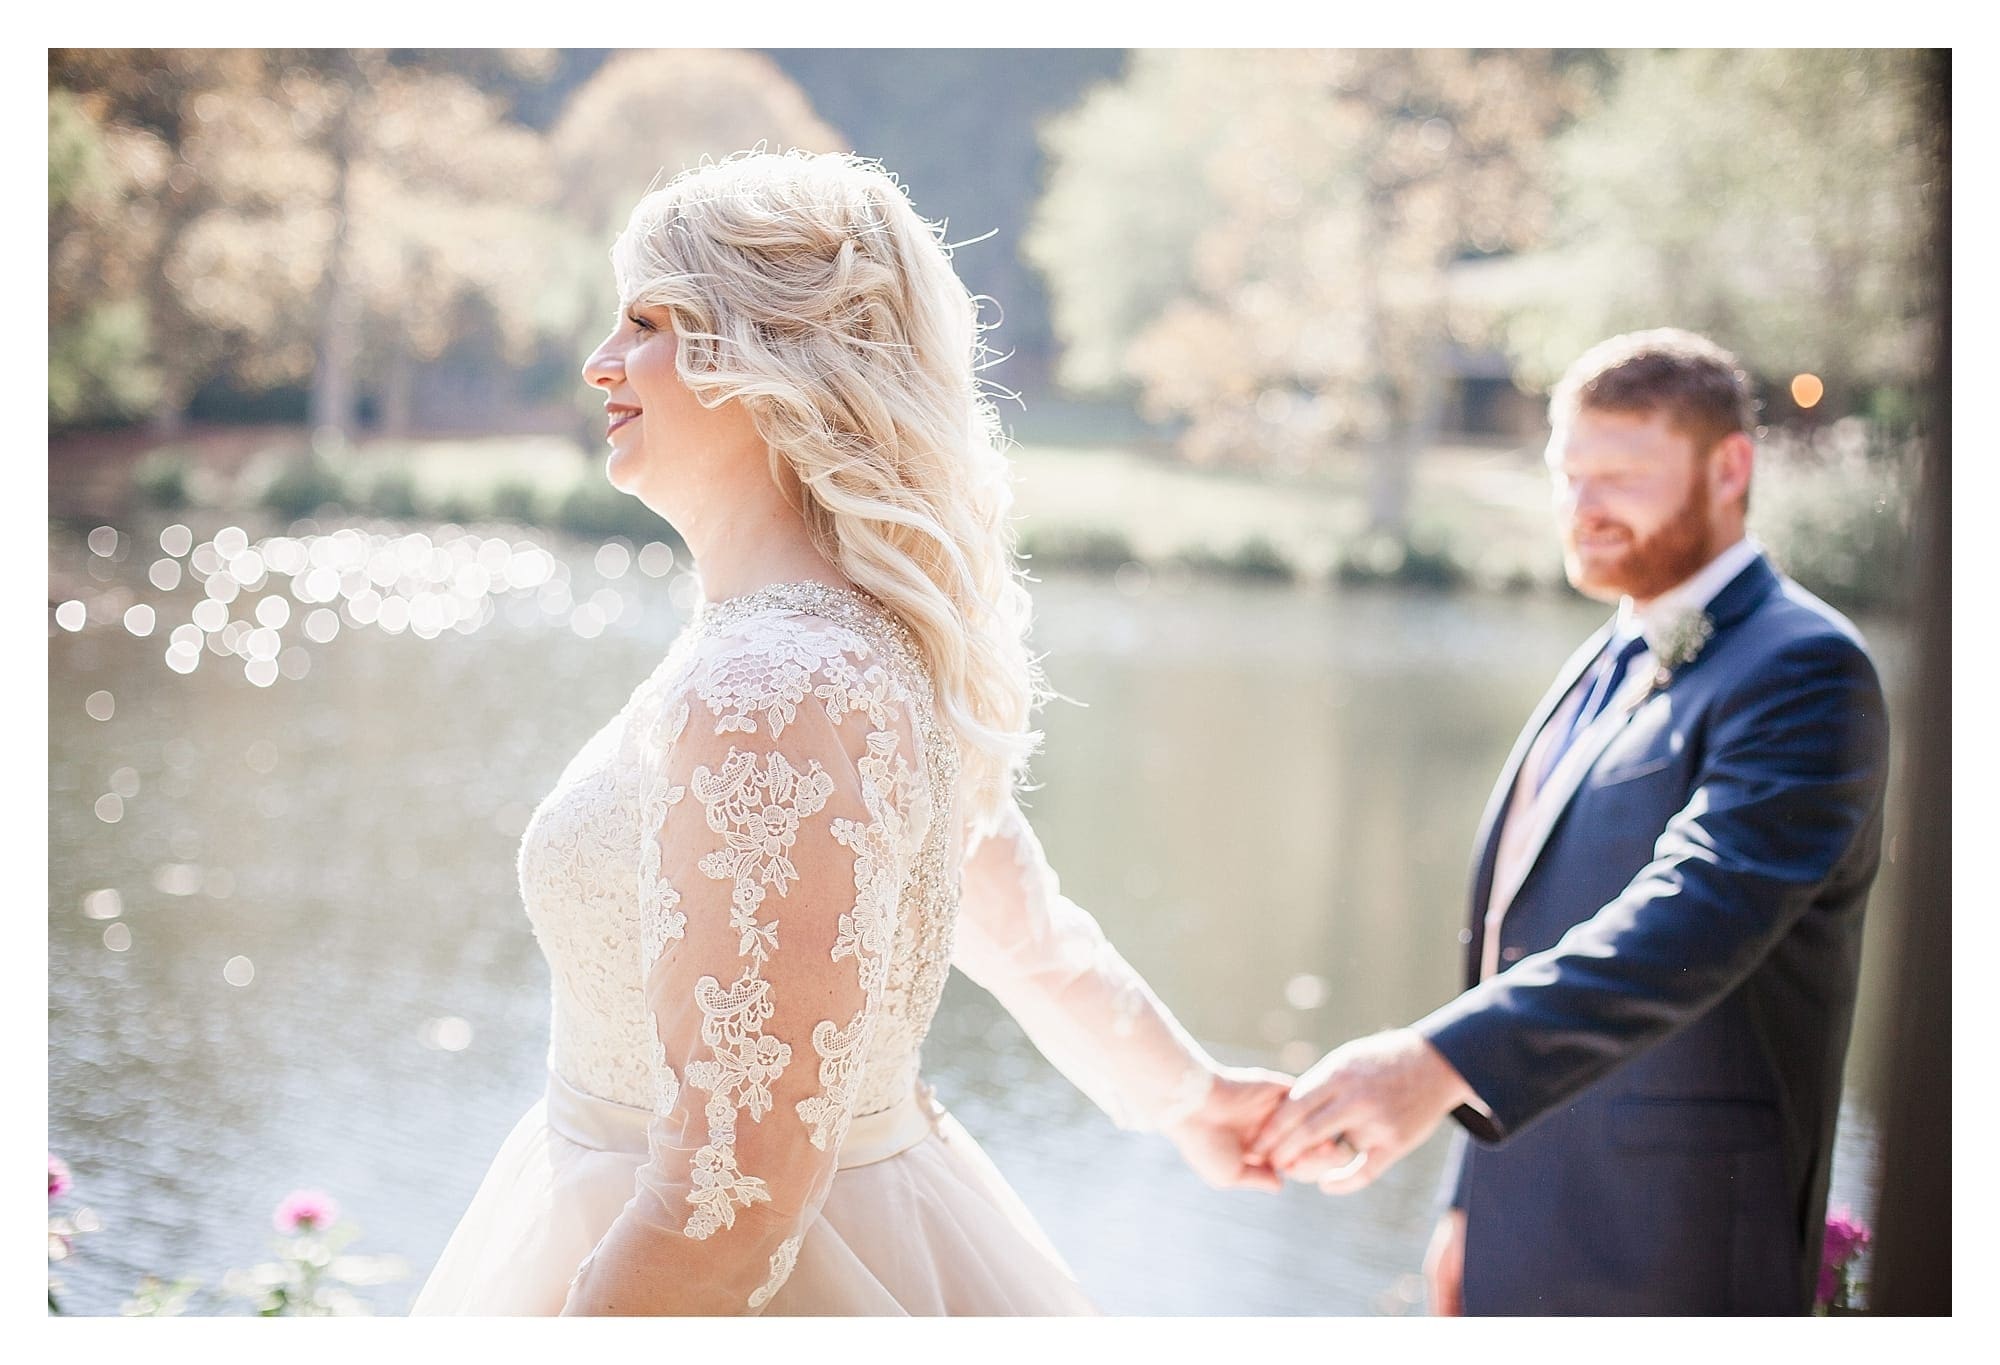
[611, 150, 1045, 827]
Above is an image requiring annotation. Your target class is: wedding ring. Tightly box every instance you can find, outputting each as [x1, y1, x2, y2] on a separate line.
[1320, 1134, 1368, 1187]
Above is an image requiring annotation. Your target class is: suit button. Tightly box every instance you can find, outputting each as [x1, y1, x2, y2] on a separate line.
[1501, 946, 1525, 963]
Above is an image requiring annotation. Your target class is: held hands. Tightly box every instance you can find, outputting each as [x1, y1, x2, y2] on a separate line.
[1245, 1029, 1476, 1194]
[1161, 1066, 1295, 1193]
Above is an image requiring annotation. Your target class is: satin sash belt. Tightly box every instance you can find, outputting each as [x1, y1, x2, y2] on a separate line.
[544, 1067, 941, 1171]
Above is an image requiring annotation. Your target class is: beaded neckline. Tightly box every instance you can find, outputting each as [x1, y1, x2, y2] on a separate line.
[693, 580, 932, 698]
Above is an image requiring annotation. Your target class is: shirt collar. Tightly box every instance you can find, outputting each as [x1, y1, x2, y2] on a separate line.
[1617, 535, 1761, 653]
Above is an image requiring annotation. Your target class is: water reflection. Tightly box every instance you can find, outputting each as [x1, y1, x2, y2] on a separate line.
[47, 514, 1912, 1315]
[52, 516, 689, 696]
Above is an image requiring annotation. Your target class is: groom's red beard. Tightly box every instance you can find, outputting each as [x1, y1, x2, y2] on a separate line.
[1563, 472, 1719, 603]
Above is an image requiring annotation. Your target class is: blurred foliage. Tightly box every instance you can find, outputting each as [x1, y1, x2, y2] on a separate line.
[256, 450, 346, 519]
[1016, 522, 1137, 574]
[1752, 419, 1915, 613]
[1174, 536, 1299, 584]
[552, 476, 680, 543]
[552, 49, 842, 242]
[46, 49, 841, 441]
[1453, 51, 1934, 421]
[52, 46, 1935, 618]
[130, 448, 191, 508]
[764, 50, 1127, 402]
[1028, 50, 1598, 536]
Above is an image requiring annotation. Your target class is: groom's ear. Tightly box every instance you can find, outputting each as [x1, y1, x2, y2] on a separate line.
[1707, 431, 1754, 514]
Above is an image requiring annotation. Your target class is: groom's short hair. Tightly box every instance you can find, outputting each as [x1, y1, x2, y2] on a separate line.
[1550, 328, 1760, 461]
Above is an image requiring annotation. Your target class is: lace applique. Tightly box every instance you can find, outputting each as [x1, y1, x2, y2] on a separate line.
[682, 970, 786, 1240]
[685, 1140, 770, 1241]
[795, 1012, 871, 1150]
[746, 1234, 801, 1310]
[679, 722, 847, 1240]
[828, 731, 913, 995]
[815, 655, 901, 733]
[693, 749, 837, 955]
[640, 698, 692, 968]
[696, 618, 873, 738]
[685, 971, 791, 1123]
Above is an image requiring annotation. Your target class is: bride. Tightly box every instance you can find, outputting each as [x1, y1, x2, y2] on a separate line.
[410, 150, 1292, 1316]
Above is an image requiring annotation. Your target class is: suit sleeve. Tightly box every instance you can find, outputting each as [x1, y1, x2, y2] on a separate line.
[1412, 632, 1889, 1143]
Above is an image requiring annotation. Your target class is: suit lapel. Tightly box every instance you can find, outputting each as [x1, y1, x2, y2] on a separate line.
[1466, 621, 1613, 975]
[1481, 552, 1786, 928]
[1487, 664, 1658, 919]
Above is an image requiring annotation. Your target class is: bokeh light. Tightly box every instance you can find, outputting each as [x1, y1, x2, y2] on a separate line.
[637, 541, 675, 577]
[423, 1017, 475, 1052]
[304, 608, 340, 643]
[81, 889, 123, 920]
[1791, 373, 1825, 408]
[55, 600, 87, 632]
[1283, 973, 1329, 1011]
[153, 864, 203, 897]
[594, 542, 631, 579]
[222, 956, 255, 987]
[123, 604, 156, 637]
[85, 691, 115, 721]
[159, 524, 193, 558]
[103, 923, 133, 953]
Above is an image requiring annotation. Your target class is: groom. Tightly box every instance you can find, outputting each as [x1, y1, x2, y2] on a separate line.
[1248, 329, 1890, 1314]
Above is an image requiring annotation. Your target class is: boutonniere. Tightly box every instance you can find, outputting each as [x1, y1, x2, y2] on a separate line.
[1647, 609, 1715, 690]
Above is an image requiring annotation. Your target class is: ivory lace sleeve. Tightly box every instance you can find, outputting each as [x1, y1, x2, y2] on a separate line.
[951, 799, 1219, 1132]
[560, 637, 919, 1315]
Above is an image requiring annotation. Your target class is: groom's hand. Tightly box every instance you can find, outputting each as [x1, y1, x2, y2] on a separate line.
[1162, 1066, 1294, 1193]
[1246, 1029, 1475, 1193]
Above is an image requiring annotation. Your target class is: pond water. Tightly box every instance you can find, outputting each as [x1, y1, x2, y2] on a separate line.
[47, 513, 1914, 1315]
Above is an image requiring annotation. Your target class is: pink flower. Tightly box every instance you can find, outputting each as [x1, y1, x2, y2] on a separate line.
[49, 1154, 71, 1202]
[1816, 1209, 1872, 1309]
[1822, 1210, 1871, 1268]
[272, 1188, 339, 1235]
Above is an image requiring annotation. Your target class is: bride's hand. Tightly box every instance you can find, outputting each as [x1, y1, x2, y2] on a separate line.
[1162, 1067, 1294, 1193]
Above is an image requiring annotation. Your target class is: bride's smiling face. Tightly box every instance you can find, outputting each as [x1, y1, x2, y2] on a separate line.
[581, 302, 760, 514]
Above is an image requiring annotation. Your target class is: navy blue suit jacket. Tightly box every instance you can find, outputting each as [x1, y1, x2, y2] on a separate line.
[1413, 554, 1889, 1315]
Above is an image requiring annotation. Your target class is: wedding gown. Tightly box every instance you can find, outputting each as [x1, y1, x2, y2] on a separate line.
[410, 582, 1217, 1315]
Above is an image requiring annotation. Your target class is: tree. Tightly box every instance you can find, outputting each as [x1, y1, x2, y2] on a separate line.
[1028, 50, 1590, 535]
[49, 87, 165, 425]
[294, 51, 564, 438]
[1455, 50, 1933, 423]
[49, 49, 288, 432]
[48, 49, 572, 440]
[551, 49, 843, 244]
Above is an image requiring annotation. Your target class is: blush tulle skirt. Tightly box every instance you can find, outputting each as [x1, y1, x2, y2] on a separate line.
[408, 1069, 1096, 1316]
